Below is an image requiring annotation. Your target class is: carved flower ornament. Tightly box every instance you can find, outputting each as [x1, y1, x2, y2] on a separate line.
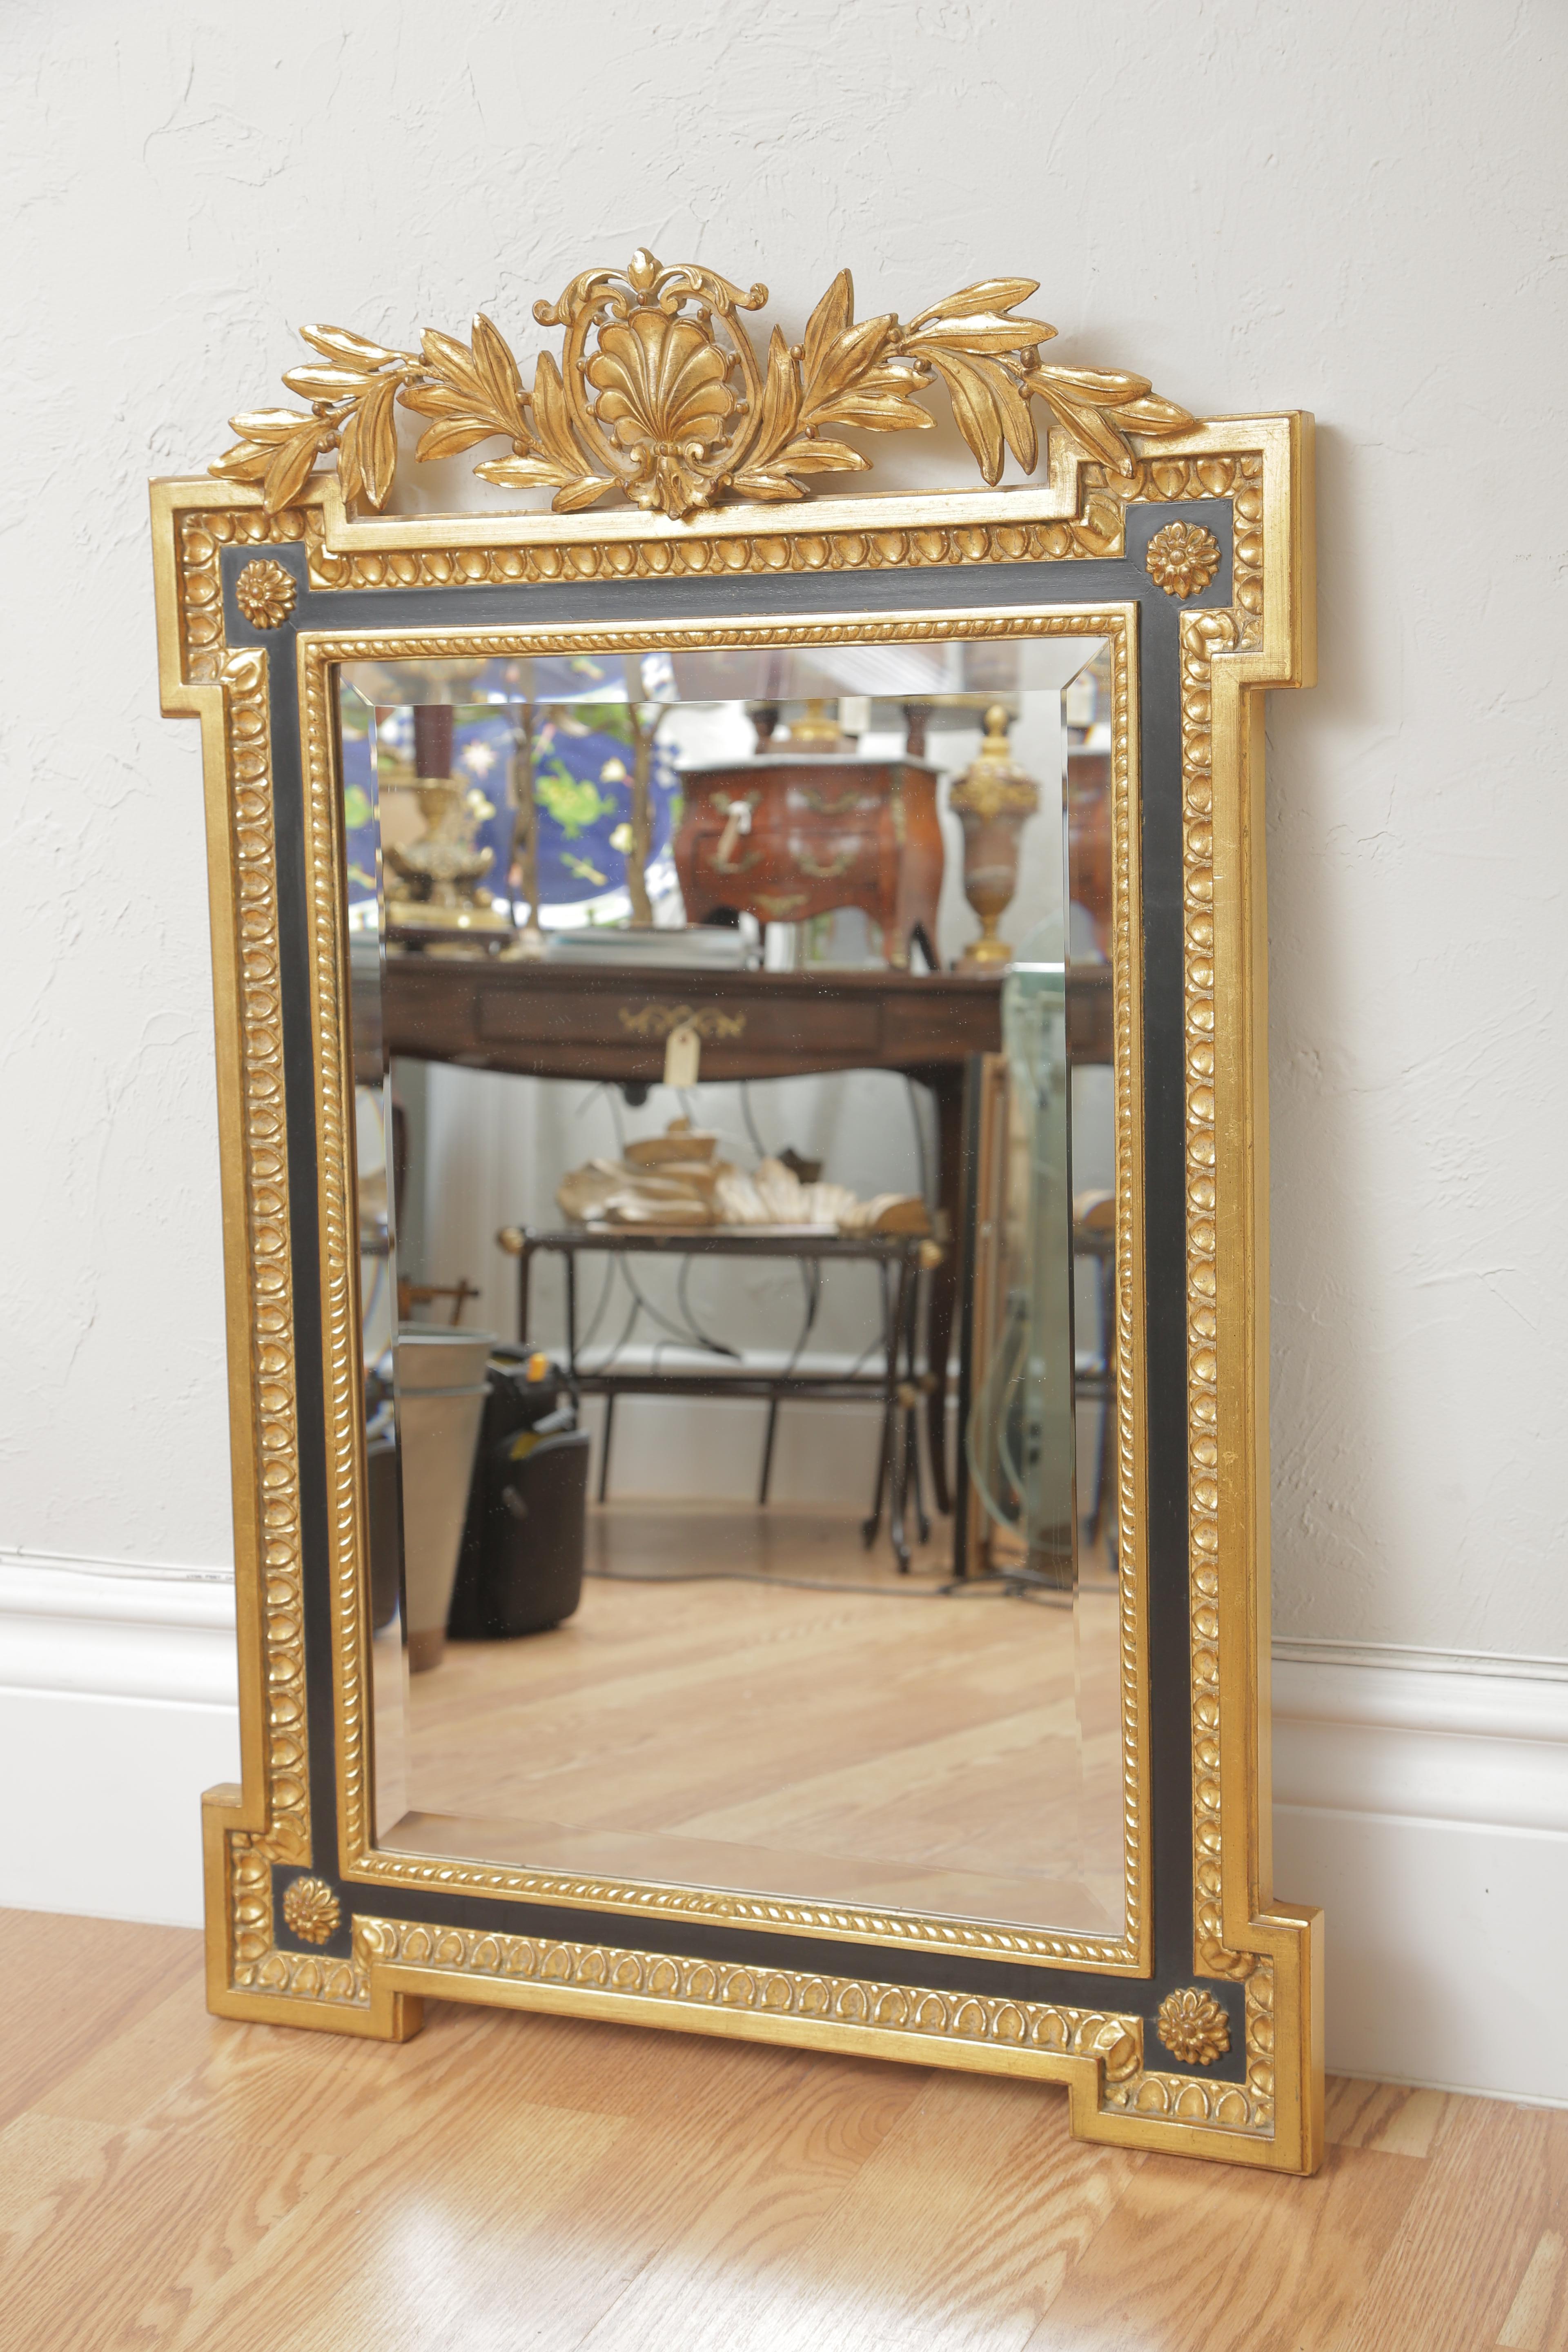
[1156, 1985, 1231, 2067]
[211, 247, 1196, 523]
[281, 1875, 341, 1945]
[233, 557, 297, 629]
[1144, 520, 1221, 599]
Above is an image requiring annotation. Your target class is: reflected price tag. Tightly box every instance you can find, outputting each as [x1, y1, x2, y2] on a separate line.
[663, 1021, 701, 1088]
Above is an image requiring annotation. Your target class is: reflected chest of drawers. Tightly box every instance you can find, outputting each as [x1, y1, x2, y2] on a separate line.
[672, 753, 944, 967]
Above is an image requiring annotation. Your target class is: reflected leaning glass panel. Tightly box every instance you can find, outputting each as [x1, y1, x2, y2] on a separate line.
[339, 636, 1126, 1936]
[341, 677, 413, 1839]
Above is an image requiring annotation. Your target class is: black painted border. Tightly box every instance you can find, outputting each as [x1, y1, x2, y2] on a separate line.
[223, 513, 1247, 2077]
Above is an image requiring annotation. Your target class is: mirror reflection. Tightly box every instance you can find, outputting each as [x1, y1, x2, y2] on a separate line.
[347, 635, 1125, 1937]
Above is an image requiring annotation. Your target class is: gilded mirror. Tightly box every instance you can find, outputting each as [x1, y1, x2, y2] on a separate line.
[150, 250, 1319, 2170]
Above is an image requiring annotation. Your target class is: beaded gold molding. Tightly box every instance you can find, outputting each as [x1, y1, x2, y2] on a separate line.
[1182, 604, 1250, 1983]
[347, 1919, 1290, 2138]
[220, 647, 309, 1873]
[358, 1915, 1145, 2071]
[296, 448, 1264, 593]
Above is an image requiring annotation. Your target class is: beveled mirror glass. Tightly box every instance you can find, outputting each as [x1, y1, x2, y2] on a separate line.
[345, 639, 1125, 1942]
[151, 247, 1319, 2171]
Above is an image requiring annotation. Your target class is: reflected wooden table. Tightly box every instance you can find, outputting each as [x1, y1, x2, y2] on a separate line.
[378, 953, 1113, 1523]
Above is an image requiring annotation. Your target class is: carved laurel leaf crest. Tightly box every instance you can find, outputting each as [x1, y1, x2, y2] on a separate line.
[211, 250, 1194, 523]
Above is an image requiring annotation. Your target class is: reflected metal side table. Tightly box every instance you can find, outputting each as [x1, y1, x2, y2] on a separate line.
[499, 1224, 940, 1570]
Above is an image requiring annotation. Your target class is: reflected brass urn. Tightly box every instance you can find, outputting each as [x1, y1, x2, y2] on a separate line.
[385, 703, 511, 941]
[950, 705, 1039, 968]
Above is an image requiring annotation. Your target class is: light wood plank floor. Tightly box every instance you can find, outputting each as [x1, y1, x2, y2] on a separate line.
[4, 1908, 1567, 2350]
[396, 1503, 1125, 1934]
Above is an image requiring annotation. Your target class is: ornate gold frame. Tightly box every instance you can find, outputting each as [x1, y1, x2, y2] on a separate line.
[150, 257, 1317, 2172]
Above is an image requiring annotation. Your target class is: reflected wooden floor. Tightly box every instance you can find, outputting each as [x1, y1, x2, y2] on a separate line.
[5, 1907, 1567, 2352]
[397, 1503, 1125, 1932]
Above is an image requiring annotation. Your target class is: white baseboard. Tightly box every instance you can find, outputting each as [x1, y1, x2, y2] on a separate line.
[1271, 1641, 1568, 2105]
[0, 1557, 238, 1929]
[4, 1554, 1566, 2105]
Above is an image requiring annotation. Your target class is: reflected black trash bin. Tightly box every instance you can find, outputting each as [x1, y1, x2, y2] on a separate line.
[447, 1349, 588, 1639]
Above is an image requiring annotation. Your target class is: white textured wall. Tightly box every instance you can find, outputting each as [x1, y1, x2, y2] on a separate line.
[4, 0, 1567, 1662]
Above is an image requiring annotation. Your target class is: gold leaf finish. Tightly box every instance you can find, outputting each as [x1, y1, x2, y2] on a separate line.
[233, 557, 297, 629]
[281, 1876, 342, 1945]
[355, 1915, 1144, 2081]
[1146, 520, 1221, 599]
[212, 250, 1193, 521]
[307, 502, 1131, 590]
[297, 610, 1149, 1985]
[588, 309, 737, 514]
[1180, 600, 1252, 1987]
[1157, 1986, 1232, 2067]
[218, 642, 310, 1871]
